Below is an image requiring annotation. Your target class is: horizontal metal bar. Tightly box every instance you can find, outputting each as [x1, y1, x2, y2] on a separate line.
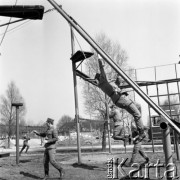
[150, 93, 180, 98]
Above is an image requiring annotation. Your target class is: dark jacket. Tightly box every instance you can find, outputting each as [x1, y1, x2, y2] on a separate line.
[23, 137, 30, 146]
[38, 127, 59, 149]
[97, 59, 128, 104]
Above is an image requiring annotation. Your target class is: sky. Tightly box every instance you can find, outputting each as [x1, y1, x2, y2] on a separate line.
[0, 0, 180, 126]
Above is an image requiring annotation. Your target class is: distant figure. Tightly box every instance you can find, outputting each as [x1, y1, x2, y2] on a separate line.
[88, 58, 146, 143]
[33, 118, 65, 180]
[126, 122, 149, 166]
[19, 135, 30, 155]
[109, 104, 129, 146]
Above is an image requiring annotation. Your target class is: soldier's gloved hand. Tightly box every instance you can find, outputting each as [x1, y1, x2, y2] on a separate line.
[33, 130, 37, 134]
[98, 54, 101, 59]
[98, 59, 105, 67]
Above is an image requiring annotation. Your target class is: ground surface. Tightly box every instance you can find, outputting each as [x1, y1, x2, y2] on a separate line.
[0, 138, 180, 179]
[0, 151, 180, 180]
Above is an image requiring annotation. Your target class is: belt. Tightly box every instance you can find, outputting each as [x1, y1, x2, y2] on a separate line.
[109, 91, 115, 97]
[109, 91, 120, 105]
[114, 96, 120, 105]
[114, 93, 130, 105]
[110, 91, 127, 98]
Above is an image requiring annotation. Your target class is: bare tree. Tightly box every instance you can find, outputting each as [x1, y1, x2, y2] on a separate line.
[82, 33, 132, 150]
[83, 33, 129, 115]
[57, 115, 74, 134]
[0, 81, 26, 148]
[57, 115, 73, 128]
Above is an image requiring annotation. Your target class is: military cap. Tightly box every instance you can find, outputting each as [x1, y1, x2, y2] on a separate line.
[46, 118, 54, 124]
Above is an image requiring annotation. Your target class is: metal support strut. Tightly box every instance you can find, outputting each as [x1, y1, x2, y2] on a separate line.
[12, 102, 23, 165]
[70, 26, 82, 164]
[160, 122, 174, 179]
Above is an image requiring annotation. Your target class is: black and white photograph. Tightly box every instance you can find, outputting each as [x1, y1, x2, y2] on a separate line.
[0, 0, 180, 179]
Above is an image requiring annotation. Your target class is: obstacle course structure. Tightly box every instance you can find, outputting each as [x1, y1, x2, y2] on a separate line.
[47, 0, 180, 134]
[0, 1, 179, 178]
[120, 64, 180, 151]
[46, 1, 180, 178]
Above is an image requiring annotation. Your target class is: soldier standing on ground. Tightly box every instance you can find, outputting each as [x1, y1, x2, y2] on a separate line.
[33, 118, 65, 180]
[126, 122, 149, 166]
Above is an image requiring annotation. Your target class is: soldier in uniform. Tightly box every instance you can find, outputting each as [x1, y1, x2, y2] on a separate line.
[109, 105, 129, 146]
[19, 134, 30, 155]
[33, 118, 65, 180]
[88, 58, 146, 143]
[126, 121, 149, 166]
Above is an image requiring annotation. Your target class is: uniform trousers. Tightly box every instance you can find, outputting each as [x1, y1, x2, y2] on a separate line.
[44, 148, 62, 175]
[115, 94, 144, 131]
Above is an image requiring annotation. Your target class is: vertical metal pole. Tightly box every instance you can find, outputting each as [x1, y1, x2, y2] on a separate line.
[70, 25, 81, 164]
[12, 103, 23, 165]
[166, 83, 176, 153]
[174, 63, 180, 160]
[146, 84, 155, 153]
[175, 64, 180, 105]
[155, 67, 160, 110]
[133, 69, 137, 102]
[154, 67, 162, 130]
[123, 119, 126, 154]
[160, 122, 173, 179]
[105, 94, 112, 153]
[149, 117, 155, 153]
[174, 131, 180, 160]
[16, 106, 19, 164]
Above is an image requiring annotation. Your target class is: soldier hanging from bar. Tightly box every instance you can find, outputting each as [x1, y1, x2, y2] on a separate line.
[87, 58, 146, 143]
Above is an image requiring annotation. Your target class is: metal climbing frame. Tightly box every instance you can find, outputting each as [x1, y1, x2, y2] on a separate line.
[131, 63, 180, 154]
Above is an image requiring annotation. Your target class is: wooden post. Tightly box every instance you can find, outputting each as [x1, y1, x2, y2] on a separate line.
[12, 103, 23, 165]
[70, 26, 81, 164]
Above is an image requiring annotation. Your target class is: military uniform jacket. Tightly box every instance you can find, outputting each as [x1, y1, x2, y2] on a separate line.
[23, 137, 30, 146]
[97, 59, 128, 104]
[109, 108, 123, 126]
[39, 127, 58, 149]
